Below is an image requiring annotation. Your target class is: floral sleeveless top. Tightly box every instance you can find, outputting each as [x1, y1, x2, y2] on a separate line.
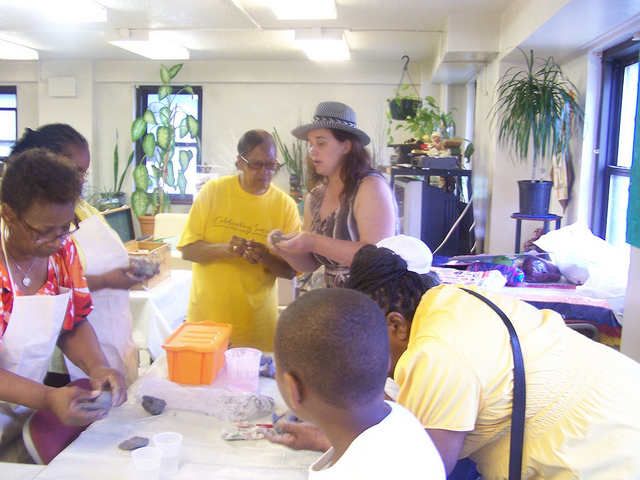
[308, 170, 394, 287]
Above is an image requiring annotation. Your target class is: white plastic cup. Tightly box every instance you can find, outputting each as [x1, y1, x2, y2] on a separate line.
[131, 446, 162, 480]
[152, 432, 183, 474]
[224, 347, 261, 393]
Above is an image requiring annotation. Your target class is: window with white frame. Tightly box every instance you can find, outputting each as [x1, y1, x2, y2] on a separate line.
[0, 86, 17, 158]
[134, 85, 202, 203]
[594, 39, 639, 248]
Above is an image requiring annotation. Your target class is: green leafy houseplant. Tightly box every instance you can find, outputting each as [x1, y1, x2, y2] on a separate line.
[273, 127, 306, 202]
[491, 49, 584, 183]
[388, 95, 457, 145]
[87, 130, 134, 211]
[130, 63, 200, 218]
[273, 128, 304, 182]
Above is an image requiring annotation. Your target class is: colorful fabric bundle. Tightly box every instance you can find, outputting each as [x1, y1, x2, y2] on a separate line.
[467, 262, 525, 287]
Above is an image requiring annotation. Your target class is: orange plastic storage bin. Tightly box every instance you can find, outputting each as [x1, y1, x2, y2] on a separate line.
[162, 322, 233, 385]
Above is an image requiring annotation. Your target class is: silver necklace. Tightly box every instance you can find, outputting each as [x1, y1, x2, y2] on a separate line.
[5, 250, 37, 287]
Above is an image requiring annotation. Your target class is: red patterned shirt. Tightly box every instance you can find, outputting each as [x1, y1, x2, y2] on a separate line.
[0, 238, 93, 342]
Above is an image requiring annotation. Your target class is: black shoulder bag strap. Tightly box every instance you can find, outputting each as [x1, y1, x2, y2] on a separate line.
[460, 288, 525, 480]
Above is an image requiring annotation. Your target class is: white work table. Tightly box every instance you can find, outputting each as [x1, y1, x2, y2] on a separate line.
[129, 269, 192, 360]
[33, 356, 321, 479]
[0, 462, 44, 479]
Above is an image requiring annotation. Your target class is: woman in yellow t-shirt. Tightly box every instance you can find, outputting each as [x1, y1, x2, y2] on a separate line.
[178, 130, 300, 351]
[346, 244, 640, 480]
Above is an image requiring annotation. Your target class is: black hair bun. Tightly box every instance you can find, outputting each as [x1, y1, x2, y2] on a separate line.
[347, 244, 408, 291]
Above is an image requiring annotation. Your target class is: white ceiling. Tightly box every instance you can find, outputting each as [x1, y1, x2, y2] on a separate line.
[0, 0, 639, 68]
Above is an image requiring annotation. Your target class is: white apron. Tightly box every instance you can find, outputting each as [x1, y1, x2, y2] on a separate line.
[65, 214, 138, 386]
[0, 238, 71, 447]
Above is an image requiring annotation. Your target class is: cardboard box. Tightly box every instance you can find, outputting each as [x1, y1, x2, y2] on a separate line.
[125, 241, 171, 290]
[162, 322, 233, 385]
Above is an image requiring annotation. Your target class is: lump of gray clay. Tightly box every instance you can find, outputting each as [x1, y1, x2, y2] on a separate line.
[77, 390, 112, 413]
[118, 436, 149, 451]
[142, 395, 166, 415]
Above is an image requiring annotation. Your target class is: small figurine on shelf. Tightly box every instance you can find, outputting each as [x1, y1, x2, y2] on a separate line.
[429, 131, 446, 152]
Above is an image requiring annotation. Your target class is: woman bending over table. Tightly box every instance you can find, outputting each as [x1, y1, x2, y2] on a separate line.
[11, 123, 146, 386]
[268, 101, 396, 288]
[267, 243, 640, 479]
[178, 129, 300, 351]
[0, 149, 126, 461]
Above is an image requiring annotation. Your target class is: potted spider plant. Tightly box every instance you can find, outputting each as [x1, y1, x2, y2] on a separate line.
[130, 63, 200, 233]
[491, 49, 584, 215]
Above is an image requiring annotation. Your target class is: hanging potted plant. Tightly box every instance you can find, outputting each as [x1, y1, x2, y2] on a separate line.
[130, 63, 200, 234]
[491, 49, 584, 215]
[388, 85, 422, 121]
[387, 55, 422, 123]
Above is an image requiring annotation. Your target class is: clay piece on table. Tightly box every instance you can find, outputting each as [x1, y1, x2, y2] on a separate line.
[77, 390, 112, 413]
[118, 436, 149, 451]
[142, 395, 166, 415]
[129, 258, 160, 278]
[272, 412, 298, 434]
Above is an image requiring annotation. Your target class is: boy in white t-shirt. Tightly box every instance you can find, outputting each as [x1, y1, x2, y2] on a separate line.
[272, 288, 445, 479]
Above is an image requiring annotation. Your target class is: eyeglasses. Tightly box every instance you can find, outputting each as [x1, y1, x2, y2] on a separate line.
[239, 155, 281, 172]
[18, 216, 78, 244]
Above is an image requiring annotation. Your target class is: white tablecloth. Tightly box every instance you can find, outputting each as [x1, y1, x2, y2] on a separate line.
[130, 270, 192, 359]
[0, 462, 44, 479]
[34, 356, 320, 480]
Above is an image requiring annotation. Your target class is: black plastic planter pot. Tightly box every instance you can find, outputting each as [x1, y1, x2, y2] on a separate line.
[388, 98, 422, 120]
[517, 180, 553, 215]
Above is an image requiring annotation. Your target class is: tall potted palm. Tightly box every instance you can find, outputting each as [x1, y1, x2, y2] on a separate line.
[491, 49, 584, 215]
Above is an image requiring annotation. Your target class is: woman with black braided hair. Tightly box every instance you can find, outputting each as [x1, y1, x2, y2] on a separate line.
[267, 242, 640, 480]
[347, 244, 640, 480]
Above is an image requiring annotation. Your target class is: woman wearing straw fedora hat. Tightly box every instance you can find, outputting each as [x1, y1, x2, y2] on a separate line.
[268, 101, 397, 288]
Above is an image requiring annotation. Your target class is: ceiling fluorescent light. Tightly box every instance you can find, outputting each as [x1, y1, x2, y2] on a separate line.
[0, 39, 39, 60]
[269, 0, 336, 20]
[295, 29, 350, 61]
[29, 0, 107, 23]
[106, 30, 189, 60]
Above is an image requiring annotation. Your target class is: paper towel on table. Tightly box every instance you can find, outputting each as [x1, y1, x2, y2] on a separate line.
[130, 376, 275, 422]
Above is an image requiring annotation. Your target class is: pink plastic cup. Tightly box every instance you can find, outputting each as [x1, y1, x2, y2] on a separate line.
[224, 347, 261, 393]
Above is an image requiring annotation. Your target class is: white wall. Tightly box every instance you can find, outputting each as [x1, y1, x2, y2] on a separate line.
[58, 60, 430, 201]
[622, 246, 640, 361]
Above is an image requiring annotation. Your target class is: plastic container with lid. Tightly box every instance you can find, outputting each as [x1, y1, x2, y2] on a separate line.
[161, 322, 233, 385]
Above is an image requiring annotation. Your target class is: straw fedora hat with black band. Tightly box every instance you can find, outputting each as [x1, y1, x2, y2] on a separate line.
[292, 101, 371, 146]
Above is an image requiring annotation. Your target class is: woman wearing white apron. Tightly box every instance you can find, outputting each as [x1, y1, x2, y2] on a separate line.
[67, 210, 139, 386]
[10, 124, 149, 387]
[0, 150, 126, 461]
